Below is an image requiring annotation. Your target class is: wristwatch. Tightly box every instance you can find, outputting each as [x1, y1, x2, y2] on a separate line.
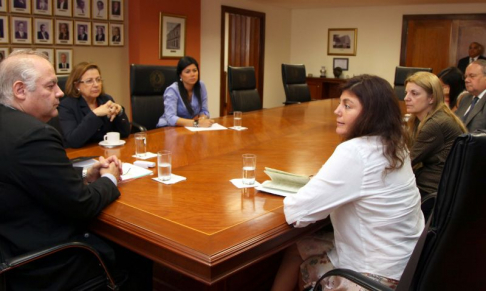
[193, 119, 199, 127]
[82, 168, 88, 179]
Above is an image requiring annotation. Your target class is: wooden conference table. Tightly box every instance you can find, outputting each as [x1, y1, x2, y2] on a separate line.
[66, 99, 345, 290]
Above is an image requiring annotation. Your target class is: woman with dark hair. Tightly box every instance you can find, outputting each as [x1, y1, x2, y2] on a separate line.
[156, 56, 214, 127]
[437, 66, 466, 111]
[59, 62, 130, 148]
[405, 71, 466, 196]
[272, 75, 424, 291]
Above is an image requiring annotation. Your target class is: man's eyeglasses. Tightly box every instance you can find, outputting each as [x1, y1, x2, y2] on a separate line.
[78, 78, 103, 85]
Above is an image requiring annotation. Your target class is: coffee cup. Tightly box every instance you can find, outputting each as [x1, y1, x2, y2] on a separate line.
[103, 132, 120, 144]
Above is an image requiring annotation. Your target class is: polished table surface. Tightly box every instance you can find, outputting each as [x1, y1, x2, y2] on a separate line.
[65, 99, 345, 285]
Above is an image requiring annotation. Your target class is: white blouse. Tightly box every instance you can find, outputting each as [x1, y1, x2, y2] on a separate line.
[284, 136, 424, 280]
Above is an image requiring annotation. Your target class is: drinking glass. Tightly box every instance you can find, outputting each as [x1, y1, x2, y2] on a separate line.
[158, 150, 172, 181]
[134, 132, 147, 157]
[234, 111, 242, 129]
[242, 154, 256, 185]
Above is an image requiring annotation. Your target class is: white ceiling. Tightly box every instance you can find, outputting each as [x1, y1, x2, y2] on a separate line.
[249, 0, 485, 9]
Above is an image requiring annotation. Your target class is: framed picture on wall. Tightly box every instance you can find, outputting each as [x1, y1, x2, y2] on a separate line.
[333, 58, 349, 71]
[54, 0, 71, 17]
[0, 48, 9, 62]
[93, 22, 108, 46]
[109, 0, 123, 21]
[55, 19, 73, 45]
[11, 17, 32, 44]
[327, 28, 357, 56]
[109, 23, 123, 46]
[92, 0, 108, 20]
[0, 0, 7, 12]
[33, 0, 52, 15]
[73, 0, 90, 18]
[74, 21, 90, 45]
[34, 18, 54, 45]
[159, 13, 186, 59]
[10, 0, 31, 14]
[56, 48, 72, 74]
[0, 16, 9, 44]
[35, 48, 54, 65]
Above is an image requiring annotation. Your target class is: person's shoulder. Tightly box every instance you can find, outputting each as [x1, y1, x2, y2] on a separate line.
[60, 96, 79, 105]
[165, 82, 179, 93]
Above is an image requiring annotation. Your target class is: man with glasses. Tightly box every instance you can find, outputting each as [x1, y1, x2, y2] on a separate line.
[455, 59, 486, 132]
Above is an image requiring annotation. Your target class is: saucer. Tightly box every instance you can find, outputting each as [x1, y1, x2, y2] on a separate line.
[99, 140, 126, 148]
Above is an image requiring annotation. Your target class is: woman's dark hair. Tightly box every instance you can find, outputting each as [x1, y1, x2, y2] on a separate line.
[342, 74, 408, 172]
[437, 66, 465, 109]
[176, 56, 201, 116]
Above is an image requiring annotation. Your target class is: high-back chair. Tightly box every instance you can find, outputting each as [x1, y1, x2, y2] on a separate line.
[313, 132, 486, 291]
[393, 66, 432, 101]
[227, 66, 262, 113]
[130, 64, 177, 131]
[281, 64, 312, 105]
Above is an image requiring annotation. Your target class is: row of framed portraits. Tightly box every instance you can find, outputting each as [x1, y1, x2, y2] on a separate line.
[1, 0, 123, 21]
[0, 47, 74, 74]
[0, 16, 124, 46]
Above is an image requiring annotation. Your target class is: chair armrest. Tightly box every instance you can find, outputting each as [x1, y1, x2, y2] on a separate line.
[131, 121, 147, 133]
[312, 268, 394, 291]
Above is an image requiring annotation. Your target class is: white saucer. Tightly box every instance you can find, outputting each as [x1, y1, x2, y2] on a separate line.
[99, 140, 126, 148]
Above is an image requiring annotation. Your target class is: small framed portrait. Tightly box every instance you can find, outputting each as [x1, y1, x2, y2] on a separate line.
[35, 48, 54, 65]
[54, 0, 71, 17]
[10, 0, 31, 14]
[159, 13, 186, 59]
[92, 22, 108, 46]
[73, 0, 90, 18]
[0, 16, 9, 44]
[0, 0, 8, 12]
[11, 17, 32, 44]
[34, 18, 53, 45]
[74, 21, 90, 45]
[92, 0, 107, 20]
[109, 0, 123, 21]
[0, 48, 9, 63]
[56, 49, 72, 74]
[33, 0, 52, 15]
[55, 19, 73, 45]
[109, 23, 123, 46]
[333, 58, 349, 71]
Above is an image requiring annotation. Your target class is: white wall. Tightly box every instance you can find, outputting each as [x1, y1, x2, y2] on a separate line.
[201, 0, 292, 117]
[290, 4, 486, 85]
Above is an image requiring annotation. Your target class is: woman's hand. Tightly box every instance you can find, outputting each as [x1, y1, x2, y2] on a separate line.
[92, 100, 122, 122]
[198, 117, 215, 127]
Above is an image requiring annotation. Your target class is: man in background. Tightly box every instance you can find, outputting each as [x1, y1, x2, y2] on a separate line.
[457, 42, 486, 74]
[37, 23, 49, 40]
[15, 22, 27, 39]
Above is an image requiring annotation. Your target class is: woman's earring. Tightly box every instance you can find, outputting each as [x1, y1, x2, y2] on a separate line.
[180, 78, 182, 81]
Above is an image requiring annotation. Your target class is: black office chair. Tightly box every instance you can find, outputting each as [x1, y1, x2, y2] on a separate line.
[129, 64, 178, 132]
[393, 66, 432, 101]
[227, 66, 262, 113]
[313, 132, 486, 291]
[57, 75, 69, 93]
[0, 241, 126, 290]
[281, 64, 312, 105]
[46, 75, 69, 138]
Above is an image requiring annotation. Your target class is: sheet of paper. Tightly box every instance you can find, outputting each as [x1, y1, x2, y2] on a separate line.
[121, 163, 153, 182]
[185, 123, 228, 132]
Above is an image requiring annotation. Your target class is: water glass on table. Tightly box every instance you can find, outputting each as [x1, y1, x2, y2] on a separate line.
[234, 111, 242, 129]
[158, 150, 172, 181]
[242, 154, 256, 185]
[135, 132, 147, 157]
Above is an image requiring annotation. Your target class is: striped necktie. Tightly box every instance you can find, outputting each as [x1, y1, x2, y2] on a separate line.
[463, 96, 479, 121]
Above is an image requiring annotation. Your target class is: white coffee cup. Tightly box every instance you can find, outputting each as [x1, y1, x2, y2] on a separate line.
[104, 132, 120, 144]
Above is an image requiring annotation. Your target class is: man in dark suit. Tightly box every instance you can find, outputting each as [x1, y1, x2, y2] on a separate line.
[455, 59, 486, 132]
[37, 24, 49, 40]
[457, 42, 486, 74]
[0, 50, 123, 290]
[57, 0, 68, 9]
[77, 25, 88, 41]
[13, 0, 27, 8]
[58, 52, 69, 69]
[14, 22, 27, 39]
[95, 25, 105, 41]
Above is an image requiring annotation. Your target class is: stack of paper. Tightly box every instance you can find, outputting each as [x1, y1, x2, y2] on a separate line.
[256, 167, 310, 196]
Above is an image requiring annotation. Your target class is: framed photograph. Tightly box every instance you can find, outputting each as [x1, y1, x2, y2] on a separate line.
[0, 48, 9, 62]
[92, 22, 108, 46]
[0, 0, 6, 12]
[159, 13, 186, 59]
[73, 0, 90, 18]
[109, 0, 123, 21]
[55, 19, 73, 45]
[56, 49, 72, 74]
[33, 0, 52, 15]
[0, 16, 9, 44]
[10, 0, 31, 14]
[333, 58, 349, 71]
[34, 18, 53, 45]
[74, 21, 90, 45]
[328, 28, 357, 56]
[109, 23, 123, 46]
[92, 0, 107, 20]
[35, 48, 54, 65]
[11, 17, 32, 44]
[54, 0, 71, 17]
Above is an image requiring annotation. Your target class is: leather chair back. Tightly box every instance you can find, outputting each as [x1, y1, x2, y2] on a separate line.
[393, 66, 432, 101]
[130, 64, 177, 130]
[227, 66, 262, 112]
[281, 64, 311, 104]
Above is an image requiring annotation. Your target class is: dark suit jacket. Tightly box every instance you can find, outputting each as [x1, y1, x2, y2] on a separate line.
[57, 0, 68, 9]
[455, 92, 486, 132]
[58, 94, 131, 148]
[58, 62, 69, 69]
[457, 55, 486, 74]
[112, 35, 121, 42]
[59, 32, 69, 40]
[15, 31, 27, 39]
[96, 33, 105, 41]
[37, 31, 49, 40]
[78, 33, 88, 41]
[0, 105, 120, 289]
